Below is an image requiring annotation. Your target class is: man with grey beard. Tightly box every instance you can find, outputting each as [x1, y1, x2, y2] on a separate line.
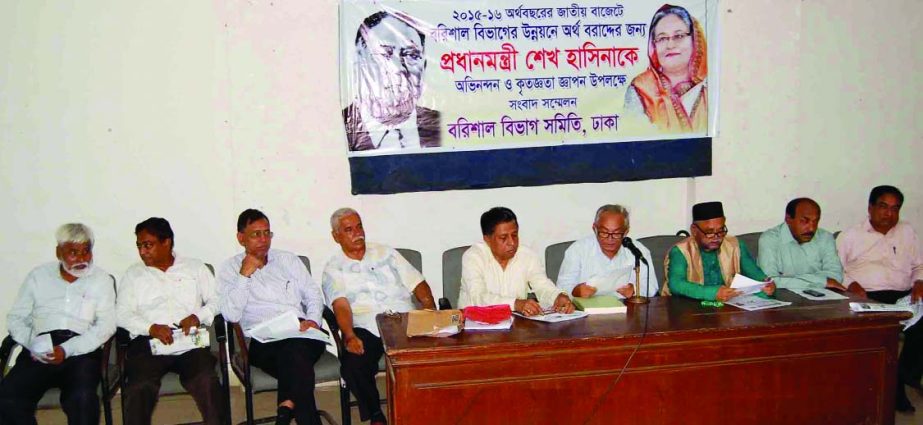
[0, 223, 116, 425]
[342, 10, 441, 151]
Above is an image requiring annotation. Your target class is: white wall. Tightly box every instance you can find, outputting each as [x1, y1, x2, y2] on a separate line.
[1, 0, 921, 335]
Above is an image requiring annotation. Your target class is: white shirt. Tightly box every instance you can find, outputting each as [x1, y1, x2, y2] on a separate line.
[556, 236, 658, 298]
[359, 106, 421, 150]
[116, 255, 220, 339]
[322, 242, 424, 337]
[218, 249, 324, 335]
[458, 242, 564, 309]
[7, 262, 116, 358]
[837, 220, 923, 292]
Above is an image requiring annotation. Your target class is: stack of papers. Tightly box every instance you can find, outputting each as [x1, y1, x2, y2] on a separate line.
[726, 294, 792, 311]
[465, 317, 513, 331]
[247, 311, 331, 344]
[150, 328, 210, 356]
[513, 310, 588, 323]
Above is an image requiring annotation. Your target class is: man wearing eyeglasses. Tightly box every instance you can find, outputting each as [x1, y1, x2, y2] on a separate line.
[343, 10, 441, 152]
[117, 217, 225, 425]
[218, 209, 328, 425]
[837, 185, 923, 412]
[663, 201, 775, 301]
[557, 204, 658, 299]
[757, 198, 845, 293]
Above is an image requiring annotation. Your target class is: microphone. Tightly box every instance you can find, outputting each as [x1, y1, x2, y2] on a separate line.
[621, 237, 649, 265]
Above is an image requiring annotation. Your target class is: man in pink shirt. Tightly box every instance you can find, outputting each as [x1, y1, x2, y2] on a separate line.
[837, 185, 923, 413]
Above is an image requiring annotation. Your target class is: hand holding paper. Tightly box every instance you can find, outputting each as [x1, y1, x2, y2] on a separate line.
[730, 274, 766, 297]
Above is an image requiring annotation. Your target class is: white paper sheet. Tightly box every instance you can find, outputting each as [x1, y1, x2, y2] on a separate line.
[247, 311, 331, 344]
[513, 310, 588, 323]
[585, 266, 634, 294]
[730, 274, 765, 296]
[29, 334, 53, 362]
[149, 328, 210, 356]
[726, 294, 791, 311]
[464, 317, 513, 331]
[895, 296, 923, 331]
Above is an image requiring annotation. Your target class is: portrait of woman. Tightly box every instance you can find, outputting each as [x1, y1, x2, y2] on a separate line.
[624, 4, 708, 133]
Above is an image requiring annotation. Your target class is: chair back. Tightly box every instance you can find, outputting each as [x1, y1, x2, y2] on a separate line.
[545, 241, 575, 284]
[736, 232, 762, 261]
[440, 245, 470, 309]
[298, 255, 312, 274]
[396, 248, 423, 273]
[637, 234, 686, 288]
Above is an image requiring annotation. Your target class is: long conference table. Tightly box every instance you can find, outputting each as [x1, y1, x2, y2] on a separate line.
[377, 290, 910, 424]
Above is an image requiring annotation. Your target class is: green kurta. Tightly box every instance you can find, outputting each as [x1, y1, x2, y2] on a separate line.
[667, 240, 768, 300]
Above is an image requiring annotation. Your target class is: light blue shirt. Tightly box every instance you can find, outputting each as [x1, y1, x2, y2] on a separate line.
[556, 236, 658, 298]
[322, 243, 424, 337]
[7, 262, 116, 357]
[758, 223, 843, 290]
[218, 249, 324, 334]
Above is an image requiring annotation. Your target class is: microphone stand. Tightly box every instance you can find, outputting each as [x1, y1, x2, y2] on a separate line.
[625, 254, 649, 305]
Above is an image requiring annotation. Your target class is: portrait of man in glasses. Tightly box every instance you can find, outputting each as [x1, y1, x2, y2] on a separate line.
[343, 10, 441, 152]
[662, 201, 775, 302]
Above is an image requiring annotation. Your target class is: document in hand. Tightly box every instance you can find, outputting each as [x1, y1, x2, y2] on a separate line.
[585, 266, 633, 294]
[895, 296, 923, 330]
[729, 274, 766, 297]
[573, 295, 627, 314]
[513, 310, 588, 323]
[726, 294, 791, 311]
[149, 328, 211, 356]
[29, 334, 54, 363]
[406, 309, 463, 337]
[247, 311, 331, 345]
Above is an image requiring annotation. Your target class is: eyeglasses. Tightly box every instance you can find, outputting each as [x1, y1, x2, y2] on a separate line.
[693, 223, 728, 239]
[654, 32, 691, 46]
[596, 229, 627, 240]
[247, 230, 274, 239]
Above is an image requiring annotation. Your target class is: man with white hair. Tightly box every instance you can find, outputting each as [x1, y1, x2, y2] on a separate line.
[0, 223, 116, 425]
[323, 208, 435, 425]
[557, 204, 659, 299]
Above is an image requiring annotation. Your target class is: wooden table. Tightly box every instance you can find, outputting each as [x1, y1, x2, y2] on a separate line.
[377, 290, 910, 424]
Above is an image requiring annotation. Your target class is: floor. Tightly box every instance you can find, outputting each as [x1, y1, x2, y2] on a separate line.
[33, 376, 923, 424]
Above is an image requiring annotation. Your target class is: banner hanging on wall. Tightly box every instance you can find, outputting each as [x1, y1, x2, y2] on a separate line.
[340, 0, 719, 194]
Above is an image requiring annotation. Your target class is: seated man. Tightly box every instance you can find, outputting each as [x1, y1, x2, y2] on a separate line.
[218, 209, 327, 425]
[459, 207, 574, 315]
[116, 217, 225, 425]
[0, 223, 115, 425]
[837, 185, 923, 412]
[758, 198, 845, 292]
[557, 204, 659, 299]
[322, 208, 436, 425]
[664, 201, 775, 301]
